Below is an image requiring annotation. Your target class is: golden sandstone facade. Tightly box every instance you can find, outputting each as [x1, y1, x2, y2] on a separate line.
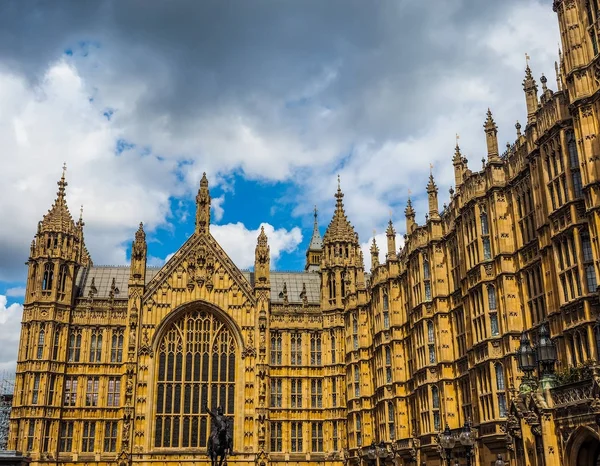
[7, 1, 600, 465]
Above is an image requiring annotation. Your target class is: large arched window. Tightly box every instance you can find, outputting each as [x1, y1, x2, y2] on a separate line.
[42, 263, 54, 291]
[155, 309, 237, 449]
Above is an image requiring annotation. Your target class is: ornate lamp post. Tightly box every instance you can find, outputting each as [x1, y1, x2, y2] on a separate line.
[536, 323, 558, 389]
[458, 420, 476, 466]
[438, 425, 456, 466]
[516, 332, 537, 393]
[495, 454, 506, 466]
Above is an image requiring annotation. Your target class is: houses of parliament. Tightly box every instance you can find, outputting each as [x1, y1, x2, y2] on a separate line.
[7, 1, 600, 465]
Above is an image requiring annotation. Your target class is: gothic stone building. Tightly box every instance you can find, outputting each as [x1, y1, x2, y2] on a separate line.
[8, 1, 600, 465]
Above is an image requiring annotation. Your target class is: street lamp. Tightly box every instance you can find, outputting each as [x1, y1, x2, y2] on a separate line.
[495, 454, 505, 466]
[439, 425, 456, 466]
[516, 332, 537, 393]
[458, 420, 476, 466]
[536, 323, 558, 388]
[516, 324, 558, 392]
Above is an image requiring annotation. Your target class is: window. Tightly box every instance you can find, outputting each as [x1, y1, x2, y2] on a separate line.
[59, 421, 74, 452]
[332, 422, 339, 451]
[332, 379, 337, 407]
[488, 285, 497, 310]
[37, 326, 45, 359]
[42, 263, 54, 291]
[331, 333, 336, 364]
[57, 264, 68, 294]
[107, 377, 121, 407]
[291, 379, 303, 408]
[68, 329, 82, 362]
[310, 333, 322, 366]
[312, 422, 324, 452]
[270, 422, 282, 452]
[86, 377, 100, 407]
[490, 314, 499, 336]
[291, 332, 302, 365]
[423, 257, 430, 280]
[291, 422, 303, 452]
[27, 421, 35, 451]
[270, 331, 282, 365]
[52, 327, 60, 360]
[424, 281, 432, 301]
[90, 329, 103, 363]
[311, 379, 322, 408]
[429, 345, 436, 364]
[43, 421, 52, 452]
[388, 401, 396, 440]
[583, 234, 598, 293]
[352, 315, 359, 350]
[110, 329, 124, 363]
[432, 386, 441, 432]
[104, 421, 118, 452]
[383, 290, 390, 329]
[481, 211, 489, 235]
[567, 130, 580, 168]
[64, 376, 78, 407]
[82, 421, 96, 453]
[355, 414, 362, 447]
[496, 364, 507, 418]
[385, 346, 392, 384]
[354, 365, 360, 398]
[427, 321, 434, 343]
[483, 237, 492, 260]
[154, 310, 236, 448]
[48, 374, 56, 405]
[270, 379, 282, 408]
[32, 374, 40, 405]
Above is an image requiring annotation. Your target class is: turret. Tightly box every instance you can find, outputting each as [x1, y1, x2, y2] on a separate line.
[305, 207, 323, 272]
[27, 165, 90, 305]
[426, 170, 439, 219]
[405, 197, 416, 234]
[386, 220, 397, 261]
[523, 65, 539, 126]
[195, 172, 211, 234]
[370, 236, 380, 270]
[452, 143, 466, 189]
[254, 225, 271, 286]
[484, 109, 500, 162]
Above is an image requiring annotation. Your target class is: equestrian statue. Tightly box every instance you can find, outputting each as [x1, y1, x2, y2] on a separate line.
[204, 402, 233, 466]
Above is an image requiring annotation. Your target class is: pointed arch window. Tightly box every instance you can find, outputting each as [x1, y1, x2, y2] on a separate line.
[270, 331, 282, 365]
[52, 326, 61, 360]
[110, 329, 124, 363]
[480, 210, 489, 236]
[383, 289, 390, 329]
[385, 346, 392, 384]
[42, 263, 54, 291]
[388, 401, 396, 440]
[354, 365, 360, 398]
[68, 328, 82, 362]
[496, 363, 507, 418]
[355, 413, 362, 447]
[427, 321, 435, 344]
[90, 329, 103, 363]
[37, 325, 45, 359]
[330, 332, 336, 364]
[154, 309, 236, 449]
[352, 315, 359, 350]
[57, 264, 68, 294]
[487, 285, 497, 310]
[432, 386, 441, 431]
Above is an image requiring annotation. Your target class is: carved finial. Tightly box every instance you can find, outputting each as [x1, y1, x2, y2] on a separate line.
[516, 121, 522, 137]
[540, 74, 548, 92]
[57, 163, 68, 201]
[525, 52, 531, 68]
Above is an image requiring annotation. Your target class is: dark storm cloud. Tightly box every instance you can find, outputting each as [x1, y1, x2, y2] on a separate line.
[0, 0, 526, 141]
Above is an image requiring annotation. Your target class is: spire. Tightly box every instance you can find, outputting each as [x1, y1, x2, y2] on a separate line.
[305, 206, 323, 272]
[39, 164, 77, 236]
[523, 62, 539, 125]
[370, 235, 380, 270]
[255, 225, 271, 285]
[484, 109, 500, 161]
[130, 222, 147, 281]
[405, 196, 416, 234]
[323, 176, 358, 245]
[386, 219, 397, 261]
[426, 168, 440, 219]
[453, 143, 466, 189]
[195, 172, 211, 234]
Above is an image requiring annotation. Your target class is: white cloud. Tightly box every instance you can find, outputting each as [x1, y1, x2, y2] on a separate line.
[211, 223, 303, 270]
[212, 195, 225, 223]
[0, 295, 23, 374]
[5, 287, 26, 298]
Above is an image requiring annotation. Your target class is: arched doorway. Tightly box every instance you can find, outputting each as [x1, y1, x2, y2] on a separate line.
[567, 426, 600, 466]
[153, 306, 238, 449]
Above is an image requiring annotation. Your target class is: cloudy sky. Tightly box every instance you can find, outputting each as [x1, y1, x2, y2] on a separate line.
[0, 0, 560, 374]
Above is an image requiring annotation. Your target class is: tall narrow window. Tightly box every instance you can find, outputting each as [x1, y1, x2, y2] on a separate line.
[352, 315, 359, 350]
[104, 421, 118, 452]
[52, 326, 60, 360]
[291, 332, 302, 365]
[37, 326, 45, 359]
[332, 379, 337, 407]
[59, 421, 74, 452]
[331, 333, 336, 364]
[383, 290, 390, 329]
[481, 211, 489, 235]
[270, 379, 282, 408]
[86, 376, 100, 407]
[355, 414, 362, 447]
[27, 421, 35, 451]
[270, 422, 282, 452]
[42, 263, 54, 291]
[488, 285, 497, 310]
[496, 364, 507, 418]
[110, 328, 124, 363]
[43, 421, 52, 452]
[82, 421, 96, 452]
[332, 421, 339, 451]
[48, 374, 56, 405]
[32, 374, 40, 405]
[57, 264, 68, 294]
[63, 376, 78, 407]
[582, 234, 598, 293]
[270, 331, 282, 365]
[385, 346, 392, 384]
[68, 329, 82, 362]
[311, 422, 324, 452]
[107, 377, 121, 407]
[291, 422, 303, 452]
[90, 329, 103, 363]
[432, 386, 441, 432]
[427, 321, 434, 343]
[291, 379, 303, 408]
[483, 238, 492, 260]
[425, 281, 432, 301]
[311, 379, 323, 408]
[490, 314, 499, 337]
[310, 333, 322, 366]
[388, 401, 396, 440]
[354, 365, 360, 398]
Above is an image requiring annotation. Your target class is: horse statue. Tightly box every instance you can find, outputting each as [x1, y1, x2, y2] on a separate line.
[204, 403, 232, 466]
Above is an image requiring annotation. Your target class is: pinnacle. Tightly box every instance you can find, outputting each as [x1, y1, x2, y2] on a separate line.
[40, 166, 77, 235]
[307, 206, 323, 251]
[323, 177, 357, 245]
[484, 109, 497, 131]
[386, 219, 396, 236]
[200, 172, 209, 188]
[405, 197, 415, 217]
[427, 172, 437, 192]
[135, 222, 146, 242]
[257, 224, 268, 247]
